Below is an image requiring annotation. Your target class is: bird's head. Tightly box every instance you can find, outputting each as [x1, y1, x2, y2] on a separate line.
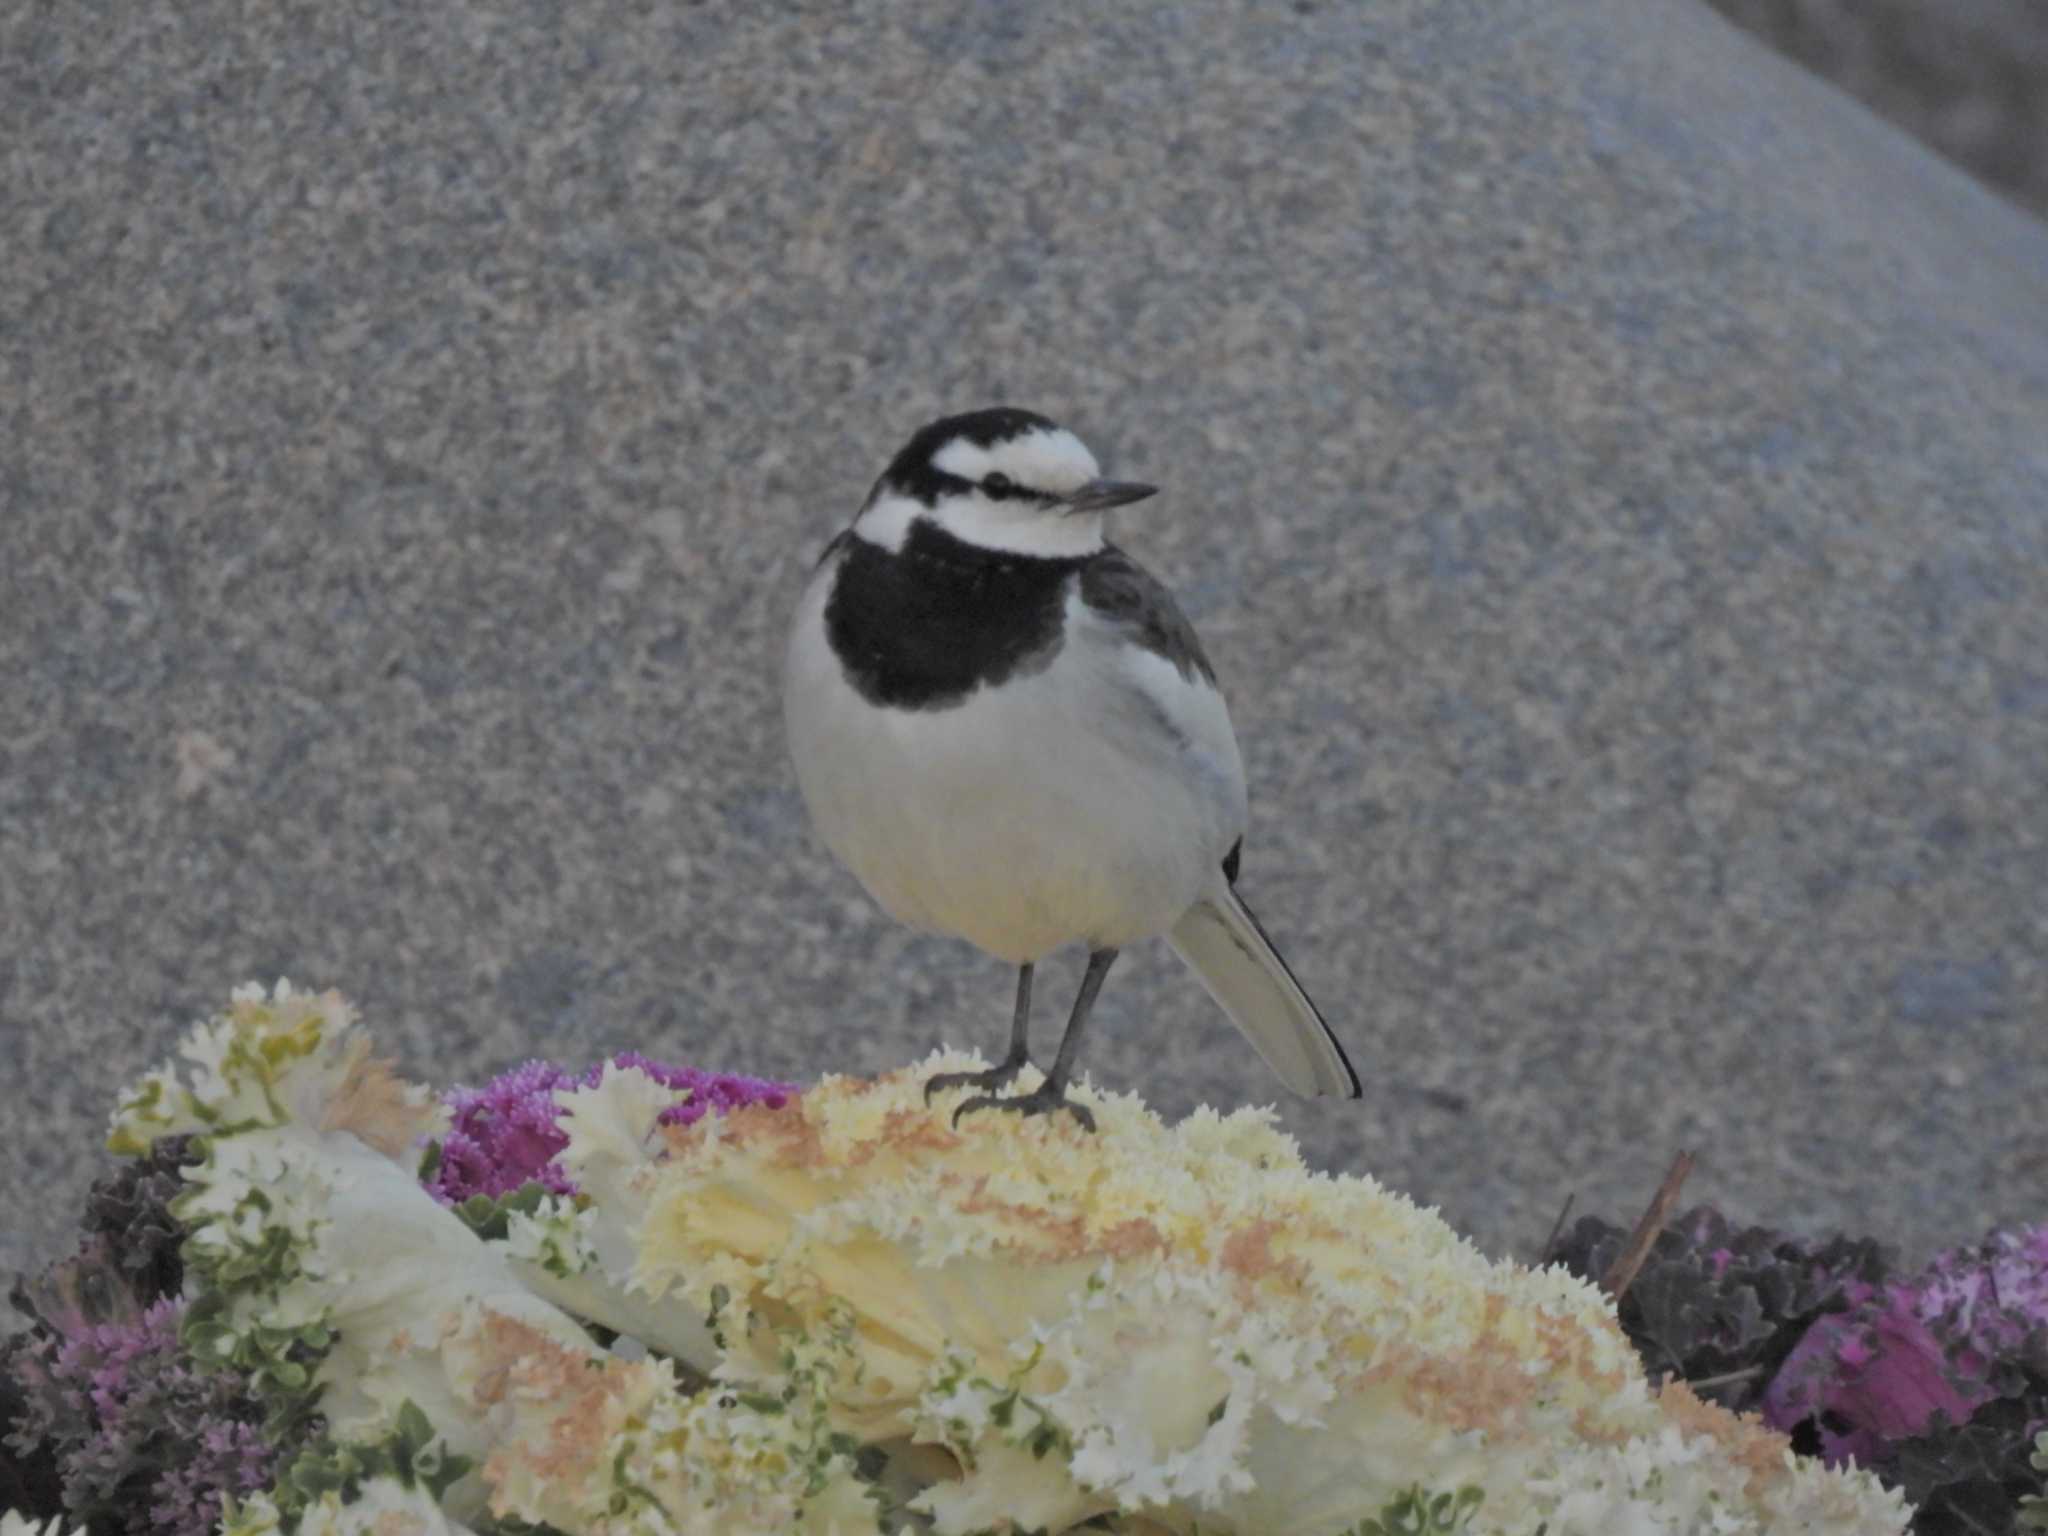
[853, 407, 1156, 559]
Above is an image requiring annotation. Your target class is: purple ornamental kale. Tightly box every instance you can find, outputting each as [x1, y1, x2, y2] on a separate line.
[1544, 1203, 1886, 1403]
[427, 1052, 795, 1204]
[3, 1139, 208, 1526]
[1915, 1224, 2048, 1378]
[6, 1294, 280, 1536]
[1763, 1223, 2048, 1468]
[1548, 1202, 2048, 1524]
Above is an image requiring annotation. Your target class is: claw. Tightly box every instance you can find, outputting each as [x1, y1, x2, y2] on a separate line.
[950, 1084, 1096, 1134]
[922, 1057, 1030, 1105]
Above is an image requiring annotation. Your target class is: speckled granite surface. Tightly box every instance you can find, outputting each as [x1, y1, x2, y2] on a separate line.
[4, 0, 2046, 1286]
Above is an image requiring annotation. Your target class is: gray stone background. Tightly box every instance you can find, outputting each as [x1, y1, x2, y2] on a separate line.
[4, 0, 2046, 1289]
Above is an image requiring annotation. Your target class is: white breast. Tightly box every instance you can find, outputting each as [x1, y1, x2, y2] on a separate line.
[783, 554, 1248, 965]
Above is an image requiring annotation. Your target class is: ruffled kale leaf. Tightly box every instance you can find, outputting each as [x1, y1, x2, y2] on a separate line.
[1547, 1202, 1883, 1412]
[424, 1053, 793, 1205]
[3, 1296, 297, 1536]
[1553, 1203, 2048, 1534]
[0, 1343, 67, 1520]
[2, 1136, 309, 1536]
[1881, 1380, 2048, 1535]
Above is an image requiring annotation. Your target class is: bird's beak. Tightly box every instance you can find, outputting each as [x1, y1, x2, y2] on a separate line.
[1063, 478, 1158, 515]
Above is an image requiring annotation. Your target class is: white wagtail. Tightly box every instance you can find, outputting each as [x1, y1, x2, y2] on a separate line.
[783, 407, 1360, 1129]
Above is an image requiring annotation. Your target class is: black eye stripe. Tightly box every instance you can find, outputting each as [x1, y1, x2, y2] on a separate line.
[877, 463, 1060, 508]
[876, 409, 1072, 508]
[981, 471, 1058, 506]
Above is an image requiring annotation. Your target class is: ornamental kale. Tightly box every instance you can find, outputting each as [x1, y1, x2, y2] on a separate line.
[1551, 1206, 2048, 1534]
[424, 1053, 794, 1205]
[0, 1362, 64, 1523]
[1, 1137, 256, 1536]
[71, 1139, 200, 1309]
[3, 1294, 294, 1536]
[263, 1399, 470, 1527]
[1546, 1203, 1886, 1415]
[3, 977, 1982, 1535]
[1878, 1383, 2048, 1535]
[1767, 1224, 2048, 1532]
[2022, 1428, 2048, 1528]
[1914, 1225, 2048, 1388]
[6, 1139, 200, 1348]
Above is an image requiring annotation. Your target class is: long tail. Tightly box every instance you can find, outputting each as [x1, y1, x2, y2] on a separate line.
[1168, 876, 1361, 1098]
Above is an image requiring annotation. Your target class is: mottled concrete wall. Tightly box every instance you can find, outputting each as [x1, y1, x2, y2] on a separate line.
[3, 0, 2046, 1287]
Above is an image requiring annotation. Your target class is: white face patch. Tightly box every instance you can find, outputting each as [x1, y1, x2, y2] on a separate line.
[851, 490, 919, 552]
[922, 496, 1108, 559]
[920, 425, 1110, 558]
[932, 425, 1100, 496]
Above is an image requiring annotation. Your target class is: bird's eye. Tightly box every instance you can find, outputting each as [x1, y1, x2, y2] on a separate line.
[982, 472, 1014, 500]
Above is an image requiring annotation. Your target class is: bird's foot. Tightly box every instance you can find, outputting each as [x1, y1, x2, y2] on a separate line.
[922, 1055, 1031, 1105]
[950, 1082, 1096, 1134]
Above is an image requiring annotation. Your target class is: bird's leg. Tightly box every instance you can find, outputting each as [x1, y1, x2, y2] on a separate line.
[923, 963, 1035, 1103]
[953, 949, 1118, 1132]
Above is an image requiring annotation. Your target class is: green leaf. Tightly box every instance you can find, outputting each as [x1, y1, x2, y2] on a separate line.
[266, 1396, 475, 1526]
[1342, 1484, 1484, 1536]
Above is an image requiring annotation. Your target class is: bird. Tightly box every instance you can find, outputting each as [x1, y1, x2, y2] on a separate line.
[782, 407, 1360, 1130]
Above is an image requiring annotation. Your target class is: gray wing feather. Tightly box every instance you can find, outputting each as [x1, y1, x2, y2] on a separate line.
[1079, 545, 1217, 685]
